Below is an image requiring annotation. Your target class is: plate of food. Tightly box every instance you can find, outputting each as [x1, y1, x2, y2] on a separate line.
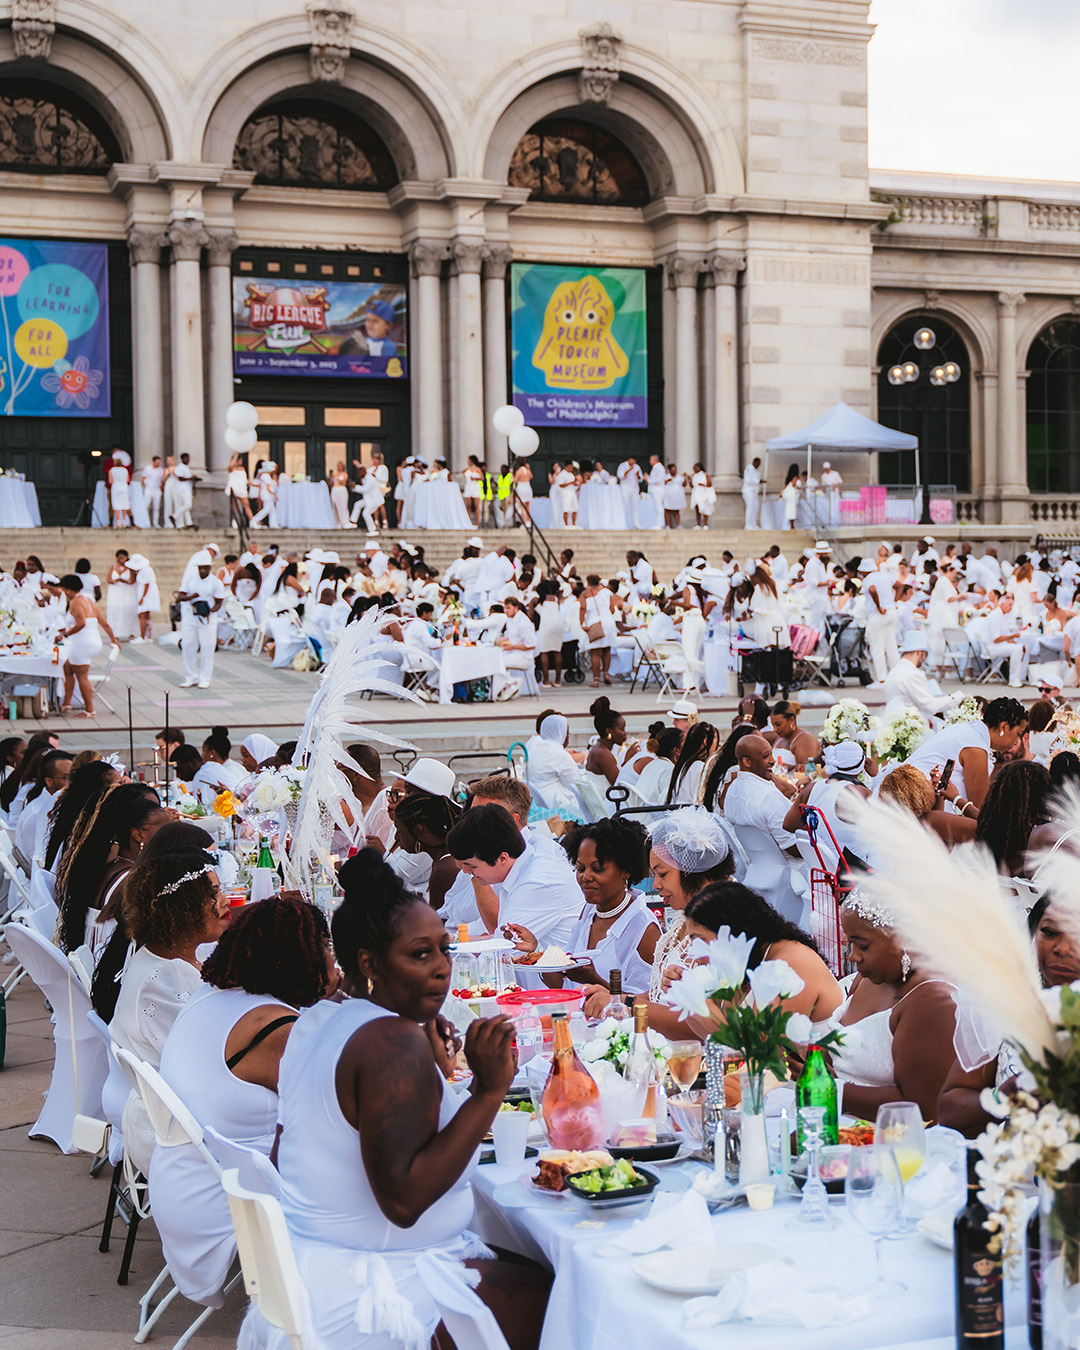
[532, 1149, 616, 1193]
[609, 1133, 682, 1163]
[564, 1159, 661, 1209]
[514, 946, 580, 972]
[633, 1243, 786, 1296]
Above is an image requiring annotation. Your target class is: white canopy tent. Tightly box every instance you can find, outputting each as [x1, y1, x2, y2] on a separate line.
[765, 400, 919, 483]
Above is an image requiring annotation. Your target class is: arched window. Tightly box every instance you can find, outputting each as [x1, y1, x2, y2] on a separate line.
[876, 315, 971, 492]
[0, 80, 120, 174]
[508, 117, 649, 206]
[233, 98, 397, 191]
[1027, 319, 1080, 494]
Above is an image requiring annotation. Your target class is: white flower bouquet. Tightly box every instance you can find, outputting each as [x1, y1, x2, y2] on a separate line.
[580, 1019, 671, 1070]
[874, 709, 928, 764]
[248, 766, 304, 813]
[945, 694, 980, 724]
[631, 600, 659, 621]
[821, 697, 881, 748]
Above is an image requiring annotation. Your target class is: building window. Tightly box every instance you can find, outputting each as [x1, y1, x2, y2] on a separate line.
[509, 117, 649, 206]
[1027, 319, 1080, 494]
[876, 315, 971, 492]
[233, 98, 397, 191]
[0, 81, 120, 174]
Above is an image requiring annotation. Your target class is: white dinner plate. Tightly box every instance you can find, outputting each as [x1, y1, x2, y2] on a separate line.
[916, 1212, 954, 1250]
[518, 959, 581, 973]
[633, 1243, 786, 1296]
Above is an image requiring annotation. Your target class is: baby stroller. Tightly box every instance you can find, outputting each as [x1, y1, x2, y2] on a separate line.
[823, 613, 872, 687]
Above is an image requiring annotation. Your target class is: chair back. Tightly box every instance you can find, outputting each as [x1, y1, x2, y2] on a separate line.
[574, 774, 613, 822]
[415, 1250, 510, 1350]
[69, 943, 95, 992]
[113, 1045, 210, 1157]
[222, 1168, 311, 1350]
[94, 643, 121, 687]
[3, 920, 69, 997]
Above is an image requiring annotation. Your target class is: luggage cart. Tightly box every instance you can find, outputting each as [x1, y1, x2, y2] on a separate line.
[799, 803, 855, 978]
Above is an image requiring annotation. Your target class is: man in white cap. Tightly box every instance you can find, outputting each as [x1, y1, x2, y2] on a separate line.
[669, 698, 698, 732]
[820, 461, 843, 525]
[802, 541, 832, 633]
[911, 536, 939, 569]
[861, 554, 900, 684]
[741, 457, 761, 530]
[883, 634, 950, 722]
[175, 551, 225, 688]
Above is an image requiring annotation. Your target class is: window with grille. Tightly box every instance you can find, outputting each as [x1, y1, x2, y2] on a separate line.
[509, 117, 649, 206]
[0, 81, 120, 174]
[233, 98, 397, 191]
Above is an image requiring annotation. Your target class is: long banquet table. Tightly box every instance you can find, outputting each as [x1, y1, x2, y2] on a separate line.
[276, 478, 336, 529]
[470, 1161, 1026, 1350]
[437, 644, 507, 704]
[0, 477, 42, 528]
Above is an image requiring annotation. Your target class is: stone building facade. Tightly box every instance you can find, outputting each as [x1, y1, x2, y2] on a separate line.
[0, 0, 1078, 526]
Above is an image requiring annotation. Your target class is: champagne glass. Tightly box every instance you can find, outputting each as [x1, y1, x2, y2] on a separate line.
[875, 1101, 926, 1233]
[845, 1146, 907, 1291]
[667, 1040, 704, 1091]
[788, 1106, 838, 1229]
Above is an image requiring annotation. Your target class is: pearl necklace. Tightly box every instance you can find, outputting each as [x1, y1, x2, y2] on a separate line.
[585, 888, 634, 924]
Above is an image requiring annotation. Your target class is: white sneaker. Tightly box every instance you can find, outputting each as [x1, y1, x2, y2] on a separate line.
[197, 680, 211, 689]
[180, 678, 197, 688]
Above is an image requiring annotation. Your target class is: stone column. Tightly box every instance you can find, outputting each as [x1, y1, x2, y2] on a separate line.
[482, 246, 512, 469]
[665, 254, 701, 473]
[706, 252, 744, 501]
[205, 230, 238, 472]
[450, 239, 486, 471]
[407, 240, 448, 465]
[996, 290, 1026, 523]
[126, 226, 166, 462]
[166, 219, 209, 469]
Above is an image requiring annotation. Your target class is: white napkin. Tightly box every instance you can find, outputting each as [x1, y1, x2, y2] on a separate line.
[904, 1160, 963, 1218]
[684, 1261, 873, 1330]
[598, 1190, 714, 1256]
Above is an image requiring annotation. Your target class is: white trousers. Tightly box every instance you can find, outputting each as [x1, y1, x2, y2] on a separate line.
[180, 616, 218, 683]
[144, 488, 163, 527]
[174, 485, 193, 529]
[251, 497, 278, 528]
[163, 478, 181, 528]
[621, 489, 641, 528]
[864, 610, 900, 684]
[742, 487, 759, 529]
[991, 639, 1031, 686]
[649, 487, 665, 528]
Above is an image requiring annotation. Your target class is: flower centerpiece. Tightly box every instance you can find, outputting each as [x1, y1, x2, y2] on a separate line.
[630, 600, 659, 622]
[213, 788, 240, 839]
[874, 709, 928, 764]
[820, 697, 881, 748]
[664, 928, 842, 1182]
[945, 694, 981, 724]
[580, 1020, 672, 1071]
[248, 766, 304, 814]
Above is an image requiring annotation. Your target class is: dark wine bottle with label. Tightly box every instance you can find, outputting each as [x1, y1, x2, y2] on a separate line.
[955, 1146, 1004, 1349]
[1028, 1205, 1042, 1350]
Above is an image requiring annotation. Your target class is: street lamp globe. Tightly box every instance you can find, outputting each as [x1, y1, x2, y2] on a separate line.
[914, 327, 936, 350]
[888, 364, 906, 386]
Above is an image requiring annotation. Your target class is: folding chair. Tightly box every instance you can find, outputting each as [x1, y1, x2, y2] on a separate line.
[222, 1167, 313, 1350]
[941, 627, 973, 681]
[91, 643, 123, 714]
[574, 775, 615, 822]
[219, 599, 258, 651]
[626, 630, 662, 693]
[652, 639, 688, 702]
[400, 647, 440, 696]
[0, 828, 33, 922]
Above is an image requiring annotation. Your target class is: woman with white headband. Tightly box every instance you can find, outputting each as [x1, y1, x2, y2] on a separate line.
[522, 710, 581, 816]
[782, 739, 873, 868]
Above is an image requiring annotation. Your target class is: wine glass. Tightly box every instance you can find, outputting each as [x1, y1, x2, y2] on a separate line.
[788, 1106, 838, 1229]
[845, 1146, 907, 1291]
[875, 1101, 926, 1233]
[667, 1040, 704, 1091]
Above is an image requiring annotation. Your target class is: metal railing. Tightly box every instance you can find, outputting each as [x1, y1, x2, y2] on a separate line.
[512, 491, 561, 578]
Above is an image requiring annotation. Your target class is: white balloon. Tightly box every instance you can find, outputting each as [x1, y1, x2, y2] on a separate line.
[224, 426, 258, 453]
[492, 404, 525, 436]
[508, 425, 540, 457]
[225, 401, 259, 432]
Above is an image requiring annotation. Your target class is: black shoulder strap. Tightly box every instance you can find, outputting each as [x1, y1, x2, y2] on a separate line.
[226, 1013, 298, 1070]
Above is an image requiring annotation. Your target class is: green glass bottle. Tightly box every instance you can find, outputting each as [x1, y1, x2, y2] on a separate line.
[256, 835, 274, 870]
[795, 1046, 838, 1152]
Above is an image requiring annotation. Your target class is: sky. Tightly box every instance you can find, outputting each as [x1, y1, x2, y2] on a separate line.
[868, 0, 1080, 182]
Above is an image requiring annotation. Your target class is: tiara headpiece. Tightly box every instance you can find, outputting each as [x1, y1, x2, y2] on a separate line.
[840, 887, 895, 931]
[159, 862, 215, 897]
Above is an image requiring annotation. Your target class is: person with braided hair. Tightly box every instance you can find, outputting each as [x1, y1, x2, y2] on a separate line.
[152, 896, 337, 1307]
[42, 758, 119, 873]
[974, 760, 1051, 876]
[390, 787, 462, 910]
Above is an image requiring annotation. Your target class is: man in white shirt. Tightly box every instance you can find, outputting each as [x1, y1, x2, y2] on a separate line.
[442, 541, 484, 613]
[883, 635, 950, 722]
[494, 595, 536, 700]
[646, 453, 665, 529]
[720, 735, 798, 854]
[627, 550, 656, 601]
[616, 457, 644, 528]
[342, 742, 394, 852]
[819, 461, 842, 524]
[983, 593, 1034, 688]
[969, 546, 1003, 592]
[176, 550, 226, 688]
[910, 536, 939, 570]
[741, 457, 761, 529]
[402, 601, 443, 696]
[447, 802, 581, 948]
[172, 453, 196, 529]
[477, 547, 515, 611]
[141, 456, 164, 527]
[861, 557, 900, 684]
[1059, 554, 1080, 610]
[15, 750, 72, 867]
[763, 544, 789, 588]
[802, 542, 832, 633]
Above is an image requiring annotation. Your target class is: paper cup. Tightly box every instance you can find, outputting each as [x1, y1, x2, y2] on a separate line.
[491, 1110, 531, 1166]
[745, 1181, 775, 1211]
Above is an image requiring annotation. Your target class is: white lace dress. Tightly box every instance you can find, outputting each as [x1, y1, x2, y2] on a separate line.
[648, 912, 692, 1001]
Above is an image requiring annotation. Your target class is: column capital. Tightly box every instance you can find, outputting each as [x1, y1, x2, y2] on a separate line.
[482, 245, 513, 281]
[167, 220, 209, 262]
[407, 239, 449, 278]
[664, 253, 703, 289]
[126, 225, 167, 265]
[704, 251, 745, 287]
[206, 230, 239, 266]
[450, 239, 486, 276]
[997, 290, 1025, 317]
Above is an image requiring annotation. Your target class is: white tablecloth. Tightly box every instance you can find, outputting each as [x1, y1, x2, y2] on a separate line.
[0, 652, 63, 707]
[413, 479, 472, 529]
[276, 479, 335, 529]
[92, 478, 150, 528]
[471, 1162, 1025, 1350]
[0, 479, 41, 528]
[437, 644, 506, 704]
[530, 495, 661, 530]
[578, 480, 627, 530]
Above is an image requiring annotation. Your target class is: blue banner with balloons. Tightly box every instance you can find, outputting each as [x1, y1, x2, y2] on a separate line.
[0, 238, 109, 417]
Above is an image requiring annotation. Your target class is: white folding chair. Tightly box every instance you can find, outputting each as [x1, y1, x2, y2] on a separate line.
[91, 643, 123, 714]
[652, 640, 688, 702]
[628, 630, 665, 693]
[941, 626, 973, 681]
[219, 599, 258, 651]
[400, 646, 440, 696]
[0, 829, 33, 922]
[416, 1250, 510, 1350]
[713, 813, 750, 883]
[728, 822, 810, 931]
[1001, 874, 1043, 915]
[222, 1167, 313, 1350]
[574, 775, 614, 822]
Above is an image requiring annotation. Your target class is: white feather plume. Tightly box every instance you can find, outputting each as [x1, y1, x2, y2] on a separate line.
[850, 797, 1059, 1061]
[1025, 780, 1080, 951]
[287, 608, 420, 893]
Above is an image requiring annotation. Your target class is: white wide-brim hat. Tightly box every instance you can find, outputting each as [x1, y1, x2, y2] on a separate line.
[398, 757, 456, 799]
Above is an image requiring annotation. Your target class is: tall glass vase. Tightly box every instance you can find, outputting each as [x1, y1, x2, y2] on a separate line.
[738, 1070, 770, 1186]
[704, 1039, 726, 1148]
[1039, 1178, 1080, 1350]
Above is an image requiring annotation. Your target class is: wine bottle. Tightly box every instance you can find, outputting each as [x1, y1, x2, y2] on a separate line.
[795, 1047, 838, 1152]
[598, 968, 631, 1022]
[1028, 1205, 1042, 1350]
[249, 835, 278, 903]
[312, 860, 335, 922]
[541, 1011, 605, 1151]
[955, 1146, 1004, 1350]
[625, 1002, 667, 1129]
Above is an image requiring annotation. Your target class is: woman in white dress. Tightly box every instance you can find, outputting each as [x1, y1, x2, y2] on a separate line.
[329, 462, 351, 529]
[548, 462, 565, 528]
[126, 553, 160, 644]
[225, 455, 253, 528]
[689, 462, 715, 530]
[153, 896, 337, 1307]
[523, 711, 581, 814]
[190, 726, 249, 804]
[533, 580, 565, 687]
[662, 465, 687, 529]
[1007, 558, 1039, 623]
[925, 560, 968, 670]
[57, 573, 117, 718]
[463, 455, 484, 526]
[108, 455, 132, 529]
[580, 575, 623, 687]
[557, 463, 579, 527]
[513, 461, 533, 524]
[240, 851, 550, 1350]
[781, 464, 802, 530]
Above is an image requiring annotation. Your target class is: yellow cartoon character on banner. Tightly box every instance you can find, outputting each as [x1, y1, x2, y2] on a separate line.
[531, 275, 628, 390]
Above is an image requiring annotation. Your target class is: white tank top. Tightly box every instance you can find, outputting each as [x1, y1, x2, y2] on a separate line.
[276, 999, 475, 1251]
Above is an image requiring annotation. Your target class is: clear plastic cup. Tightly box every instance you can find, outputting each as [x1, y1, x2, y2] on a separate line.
[491, 1109, 531, 1166]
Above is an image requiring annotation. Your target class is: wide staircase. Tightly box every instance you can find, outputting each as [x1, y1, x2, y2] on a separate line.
[0, 525, 818, 605]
